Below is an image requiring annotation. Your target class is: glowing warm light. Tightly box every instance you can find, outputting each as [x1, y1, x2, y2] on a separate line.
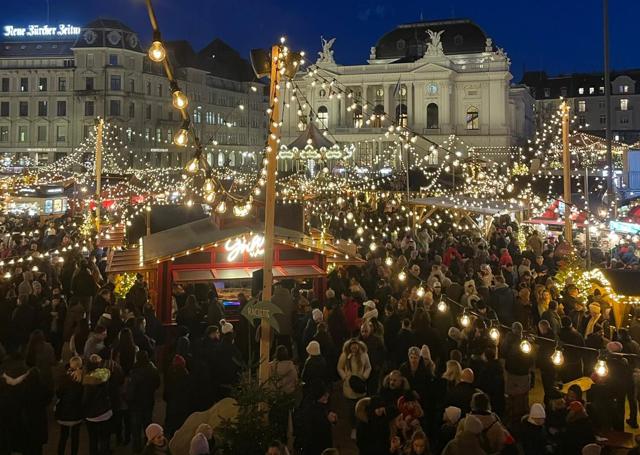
[437, 301, 448, 313]
[551, 349, 564, 366]
[384, 257, 393, 267]
[459, 314, 470, 327]
[520, 339, 532, 354]
[148, 41, 166, 62]
[594, 359, 608, 377]
[174, 129, 189, 147]
[186, 157, 199, 173]
[416, 286, 425, 298]
[216, 200, 227, 213]
[224, 235, 265, 261]
[369, 242, 377, 252]
[398, 271, 406, 282]
[172, 90, 188, 110]
[489, 327, 500, 341]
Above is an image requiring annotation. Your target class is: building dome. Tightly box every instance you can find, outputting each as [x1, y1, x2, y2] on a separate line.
[73, 18, 143, 52]
[374, 19, 488, 62]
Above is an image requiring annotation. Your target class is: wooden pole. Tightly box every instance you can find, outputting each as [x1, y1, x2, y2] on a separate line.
[95, 118, 104, 233]
[258, 45, 281, 385]
[561, 102, 573, 245]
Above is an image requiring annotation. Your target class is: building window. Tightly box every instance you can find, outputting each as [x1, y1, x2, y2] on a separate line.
[589, 87, 595, 94]
[38, 77, 47, 91]
[145, 104, 151, 120]
[578, 116, 586, 126]
[18, 125, 27, 142]
[85, 77, 94, 90]
[316, 105, 329, 128]
[206, 111, 213, 124]
[158, 84, 163, 97]
[620, 85, 630, 94]
[129, 102, 135, 118]
[85, 101, 94, 117]
[144, 128, 150, 141]
[396, 103, 408, 127]
[373, 104, 385, 127]
[0, 126, 8, 142]
[560, 87, 567, 97]
[578, 100, 586, 112]
[193, 109, 201, 123]
[353, 106, 363, 128]
[599, 86, 605, 94]
[126, 128, 133, 142]
[58, 78, 66, 92]
[167, 128, 172, 142]
[129, 79, 135, 93]
[56, 101, 66, 116]
[37, 125, 47, 142]
[155, 128, 161, 142]
[599, 101, 605, 109]
[427, 103, 439, 129]
[544, 88, 550, 97]
[110, 100, 121, 116]
[600, 114, 606, 124]
[38, 101, 47, 116]
[146, 81, 151, 95]
[109, 54, 118, 66]
[110, 75, 121, 91]
[578, 87, 584, 95]
[87, 54, 94, 67]
[1, 78, 8, 92]
[375, 88, 384, 98]
[466, 106, 479, 130]
[19, 101, 28, 116]
[56, 125, 66, 142]
[83, 125, 92, 139]
[621, 99, 629, 111]
[0, 102, 9, 117]
[621, 117, 630, 124]
[20, 78, 28, 92]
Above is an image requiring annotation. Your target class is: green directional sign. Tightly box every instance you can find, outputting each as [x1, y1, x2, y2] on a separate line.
[240, 300, 283, 333]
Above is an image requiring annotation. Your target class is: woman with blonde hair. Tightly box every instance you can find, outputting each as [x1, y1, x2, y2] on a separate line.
[337, 338, 371, 440]
[442, 360, 463, 392]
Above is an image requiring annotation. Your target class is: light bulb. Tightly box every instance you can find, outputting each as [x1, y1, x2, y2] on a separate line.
[148, 41, 166, 62]
[520, 339, 532, 354]
[398, 271, 406, 282]
[489, 327, 500, 341]
[172, 90, 188, 110]
[186, 157, 199, 173]
[216, 201, 227, 213]
[460, 314, 470, 327]
[174, 129, 189, 147]
[357, 227, 364, 235]
[385, 257, 393, 266]
[346, 212, 354, 220]
[437, 301, 448, 313]
[551, 349, 564, 366]
[204, 178, 215, 193]
[369, 242, 377, 252]
[3, 272, 10, 279]
[205, 192, 215, 203]
[416, 286, 425, 298]
[594, 359, 608, 377]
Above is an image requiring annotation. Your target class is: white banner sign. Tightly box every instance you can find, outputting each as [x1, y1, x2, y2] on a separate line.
[3, 24, 81, 38]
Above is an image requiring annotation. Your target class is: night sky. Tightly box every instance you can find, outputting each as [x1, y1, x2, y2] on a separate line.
[4, 0, 640, 81]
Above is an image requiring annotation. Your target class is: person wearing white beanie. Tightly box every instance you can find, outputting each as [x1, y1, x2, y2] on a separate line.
[443, 406, 462, 425]
[527, 403, 546, 425]
[582, 443, 602, 455]
[312, 308, 323, 323]
[143, 423, 170, 453]
[220, 319, 234, 335]
[306, 340, 321, 357]
[189, 433, 210, 455]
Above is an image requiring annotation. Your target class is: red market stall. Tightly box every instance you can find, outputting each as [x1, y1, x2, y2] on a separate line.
[524, 199, 587, 229]
[137, 216, 362, 323]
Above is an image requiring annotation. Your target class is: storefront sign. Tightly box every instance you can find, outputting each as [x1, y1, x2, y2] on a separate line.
[3, 24, 81, 38]
[224, 234, 265, 261]
[609, 220, 640, 234]
[240, 300, 282, 332]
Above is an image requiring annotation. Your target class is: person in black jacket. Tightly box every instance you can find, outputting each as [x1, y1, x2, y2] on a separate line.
[444, 368, 478, 416]
[355, 395, 394, 455]
[163, 354, 192, 438]
[294, 383, 337, 455]
[56, 356, 84, 455]
[558, 317, 585, 382]
[127, 350, 161, 452]
[82, 354, 113, 455]
[301, 341, 328, 394]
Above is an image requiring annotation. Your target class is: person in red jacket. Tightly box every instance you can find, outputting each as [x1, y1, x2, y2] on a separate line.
[342, 291, 361, 336]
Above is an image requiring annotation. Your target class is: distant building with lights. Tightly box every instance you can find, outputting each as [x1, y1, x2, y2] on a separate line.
[0, 19, 267, 168]
[281, 19, 535, 169]
[522, 70, 640, 144]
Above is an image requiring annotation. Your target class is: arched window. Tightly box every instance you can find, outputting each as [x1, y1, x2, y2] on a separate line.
[396, 103, 408, 128]
[317, 105, 329, 128]
[353, 105, 363, 128]
[217, 152, 225, 167]
[427, 103, 439, 129]
[466, 106, 479, 130]
[229, 151, 236, 167]
[373, 104, 385, 128]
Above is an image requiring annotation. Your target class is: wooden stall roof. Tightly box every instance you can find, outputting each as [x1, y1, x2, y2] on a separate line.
[409, 196, 528, 216]
[140, 217, 357, 264]
[106, 246, 157, 274]
[97, 224, 126, 248]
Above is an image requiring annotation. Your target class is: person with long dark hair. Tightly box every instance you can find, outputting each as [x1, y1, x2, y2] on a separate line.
[55, 356, 84, 455]
[25, 328, 56, 390]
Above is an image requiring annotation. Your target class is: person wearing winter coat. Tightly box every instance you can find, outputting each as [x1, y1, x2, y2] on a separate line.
[355, 395, 393, 455]
[163, 354, 192, 438]
[441, 414, 486, 455]
[337, 339, 371, 438]
[519, 403, 552, 455]
[82, 354, 113, 455]
[141, 423, 172, 455]
[301, 340, 329, 393]
[127, 350, 161, 452]
[24, 328, 56, 391]
[268, 345, 299, 440]
[455, 392, 511, 454]
[294, 384, 337, 455]
[444, 368, 478, 416]
[561, 400, 596, 455]
[0, 352, 52, 455]
[55, 356, 84, 455]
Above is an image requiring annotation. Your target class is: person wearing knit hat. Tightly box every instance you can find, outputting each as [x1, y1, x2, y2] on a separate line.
[220, 319, 234, 335]
[464, 414, 483, 434]
[143, 423, 169, 454]
[172, 354, 186, 369]
[443, 406, 462, 425]
[363, 300, 376, 310]
[582, 443, 602, 455]
[312, 308, 323, 323]
[606, 341, 623, 353]
[195, 423, 213, 440]
[584, 303, 602, 336]
[527, 403, 546, 425]
[306, 340, 321, 357]
[460, 368, 474, 384]
[189, 432, 209, 455]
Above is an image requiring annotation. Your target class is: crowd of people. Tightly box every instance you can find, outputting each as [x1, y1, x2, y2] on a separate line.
[1, 196, 640, 455]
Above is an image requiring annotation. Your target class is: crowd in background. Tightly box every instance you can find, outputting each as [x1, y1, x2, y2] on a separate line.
[2, 196, 640, 455]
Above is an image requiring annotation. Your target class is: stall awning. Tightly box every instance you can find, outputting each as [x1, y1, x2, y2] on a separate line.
[106, 247, 156, 274]
[211, 265, 325, 281]
[409, 196, 527, 216]
[172, 269, 216, 282]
